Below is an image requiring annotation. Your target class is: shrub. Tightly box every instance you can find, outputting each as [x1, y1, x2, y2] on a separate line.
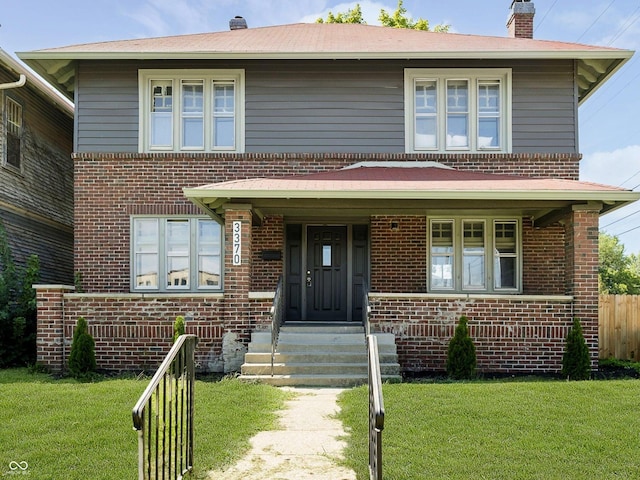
[68, 317, 96, 378]
[562, 317, 591, 380]
[447, 315, 477, 380]
[173, 315, 185, 343]
[0, 223, 39, 367]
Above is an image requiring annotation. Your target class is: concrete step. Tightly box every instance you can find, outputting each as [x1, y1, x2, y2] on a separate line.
[237, 373, 402, 388]
[241, 362, 401, 376]
[244, 352, 399, 364]
[240, 323, 401, 387]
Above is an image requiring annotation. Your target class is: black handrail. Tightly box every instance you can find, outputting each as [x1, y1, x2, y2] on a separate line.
[368, 334, 385, 480]
[270, 276, 284, 376]
[132, 334, 197, 480]
[363, 282, 371, 336]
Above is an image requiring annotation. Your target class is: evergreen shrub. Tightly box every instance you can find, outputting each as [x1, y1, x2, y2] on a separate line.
[562, 317, 591, 380]
[447, 315, 477, 380]
[68, 317, 96, 378]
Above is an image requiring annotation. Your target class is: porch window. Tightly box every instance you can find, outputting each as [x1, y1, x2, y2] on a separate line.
[132, 217, 222, 292]
[405, 69, 511, 153]
[140, 69, 244, 153]
[429, 217, 520, 293]
[3, 96, 22, 170]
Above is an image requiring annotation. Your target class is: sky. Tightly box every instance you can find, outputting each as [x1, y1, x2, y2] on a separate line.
[2, 0, 640, 251]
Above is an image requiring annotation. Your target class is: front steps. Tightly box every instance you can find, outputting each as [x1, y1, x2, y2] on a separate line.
[239, 324, 402, 387]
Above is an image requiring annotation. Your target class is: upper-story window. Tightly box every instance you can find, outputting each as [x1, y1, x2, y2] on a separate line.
[3, 95, 23, 170]
[405, 69, 512, 153]
[139, 69, 245, 153]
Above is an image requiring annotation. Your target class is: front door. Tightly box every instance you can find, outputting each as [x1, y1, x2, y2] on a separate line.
[306, 226, 348, 321]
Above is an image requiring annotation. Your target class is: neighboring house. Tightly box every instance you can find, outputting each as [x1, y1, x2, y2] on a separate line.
[0, 49, 73, 285]
[21, 1, 639, 376]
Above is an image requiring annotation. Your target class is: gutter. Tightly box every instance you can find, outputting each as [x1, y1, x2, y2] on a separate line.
[0, 73, 26, 90]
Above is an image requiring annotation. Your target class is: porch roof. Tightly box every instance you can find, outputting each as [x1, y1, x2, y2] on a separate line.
[183, 162, 639, 224]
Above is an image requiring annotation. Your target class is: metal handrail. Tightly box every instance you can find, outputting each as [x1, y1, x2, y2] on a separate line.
[270, 276, 284, 376]
[363, 282, 371, 336]
[368, 334, 385, 480]
[132, 334, 198, 480]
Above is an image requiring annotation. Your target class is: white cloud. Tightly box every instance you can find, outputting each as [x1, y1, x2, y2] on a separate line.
[581, 145, 640, 252]
[581, 145, 640, 188]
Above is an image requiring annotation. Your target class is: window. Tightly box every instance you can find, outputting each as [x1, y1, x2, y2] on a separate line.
[429, 218, 520, 293]
[139, 70, 244, 153]
[405, 69, 511, 153]
[132, 217, 222, 292]
[3, 96, 22, 169]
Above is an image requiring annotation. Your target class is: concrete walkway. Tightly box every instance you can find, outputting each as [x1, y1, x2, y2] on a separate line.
[206, 388, 357, 480]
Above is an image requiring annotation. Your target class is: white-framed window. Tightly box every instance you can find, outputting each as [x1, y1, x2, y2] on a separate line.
[405, 69, 512, 153]
[3, 95, 23, 169]
[429, 217, 521, 293]
[131, 217, 223, 292]
[139, 69, 245, 153]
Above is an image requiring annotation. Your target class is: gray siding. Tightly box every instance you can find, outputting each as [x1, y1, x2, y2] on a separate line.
[511, 60, 577, 154]
[75, 59, 577, 154]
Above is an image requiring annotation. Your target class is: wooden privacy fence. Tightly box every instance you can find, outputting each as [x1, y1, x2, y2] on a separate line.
[599, 295, 640, 360]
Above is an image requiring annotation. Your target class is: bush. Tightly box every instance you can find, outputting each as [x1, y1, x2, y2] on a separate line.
[447, 315, 477, 380]
[173, 315, 185, 343]
[0, 223, 39, 367]
[562, 317, 591, 380]
[68, 317, 96, 378]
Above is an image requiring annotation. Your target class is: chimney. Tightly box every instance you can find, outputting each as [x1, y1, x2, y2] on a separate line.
[229, 16, 248, 30]
[507, 0, 535, 39]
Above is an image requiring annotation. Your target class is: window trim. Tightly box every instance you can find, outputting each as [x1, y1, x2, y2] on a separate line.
[405, 68, 512, 154]
[428, 216, 521, 294]
[131, 216, 224, 293]
[138, 69, 245, 153]
[3, 94, 23, 171]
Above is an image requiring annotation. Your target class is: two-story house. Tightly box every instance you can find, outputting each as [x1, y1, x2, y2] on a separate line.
[21, 1, 638, 379]
[0, 49, 73, 285]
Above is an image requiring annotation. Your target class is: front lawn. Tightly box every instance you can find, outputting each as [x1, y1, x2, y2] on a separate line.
[0, 369, 287, 479]
[337, 380, 640, 479]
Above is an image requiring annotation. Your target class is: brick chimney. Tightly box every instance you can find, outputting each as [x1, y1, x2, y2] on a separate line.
[229, 16, 248, 30]
[507, 0, 535, 39]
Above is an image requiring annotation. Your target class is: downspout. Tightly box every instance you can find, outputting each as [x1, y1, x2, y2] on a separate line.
[0, 74, 26, 90]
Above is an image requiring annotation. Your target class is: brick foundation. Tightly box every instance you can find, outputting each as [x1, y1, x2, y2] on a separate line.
[370, 294, 574, 373]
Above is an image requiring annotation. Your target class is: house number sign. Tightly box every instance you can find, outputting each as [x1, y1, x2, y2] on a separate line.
[232, 221, 242, 266]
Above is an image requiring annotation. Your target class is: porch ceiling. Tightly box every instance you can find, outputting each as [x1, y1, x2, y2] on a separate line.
[183, 162, 640, 224]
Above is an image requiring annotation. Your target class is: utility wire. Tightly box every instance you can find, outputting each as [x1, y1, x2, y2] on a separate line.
[606, 5, 640, 46]
[612, 223, 640, 237]
[576, 0, 616, 42]
[617, 168, 640, 188]
[533, 0, 559, 32]
[601, 208, 640, 229]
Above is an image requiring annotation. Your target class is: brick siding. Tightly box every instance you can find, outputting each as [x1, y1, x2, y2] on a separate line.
[36, 151, 596, 375]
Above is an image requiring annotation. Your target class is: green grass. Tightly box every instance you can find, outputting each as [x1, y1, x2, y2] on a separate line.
[337, 380, 640, 480]
[0, 369, 287, 479]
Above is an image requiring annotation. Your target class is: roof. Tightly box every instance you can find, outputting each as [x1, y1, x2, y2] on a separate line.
[183, 162, 640, 221]
[0, 48, 73, 117]
[17, 23, 632, 103]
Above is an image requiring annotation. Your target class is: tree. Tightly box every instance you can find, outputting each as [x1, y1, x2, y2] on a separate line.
[379, 0, 449, 32]
[599, 232, 640, 294]
[561, 318, 591, 380]
[0, 222, 40, 367]
[317, 1, 450, 32]
[447, 316, 477, 380]
[316, 4, 364, 24]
